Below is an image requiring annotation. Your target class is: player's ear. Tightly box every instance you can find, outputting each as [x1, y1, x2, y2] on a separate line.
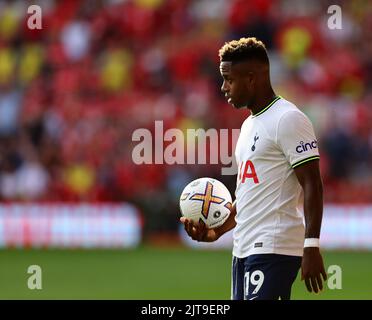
[244, 71, 255, 88]
[238, 61, 255, 87]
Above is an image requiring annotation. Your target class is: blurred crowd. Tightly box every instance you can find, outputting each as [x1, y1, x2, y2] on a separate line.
[0, 0, 371, 233]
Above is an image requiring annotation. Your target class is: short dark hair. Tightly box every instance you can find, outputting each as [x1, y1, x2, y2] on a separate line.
[218, 37, 269, 65]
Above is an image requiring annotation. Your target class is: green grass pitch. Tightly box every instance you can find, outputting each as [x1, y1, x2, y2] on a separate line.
[0, 246, 370, 299]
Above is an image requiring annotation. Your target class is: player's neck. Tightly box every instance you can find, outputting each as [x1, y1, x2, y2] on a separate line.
[249, 89, 277, 116]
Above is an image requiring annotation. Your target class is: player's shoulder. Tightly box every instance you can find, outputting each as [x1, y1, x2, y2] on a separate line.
[256, 97, 314, 140]
[274, 97, 312, 125]
[275, 97, 302, 115]
[245, 96, 312, 133]
[254, 96, 308, 135]
[254, 96, 300, 122]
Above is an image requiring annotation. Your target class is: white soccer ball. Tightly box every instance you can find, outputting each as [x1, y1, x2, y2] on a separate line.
[179, 177, 232, 229]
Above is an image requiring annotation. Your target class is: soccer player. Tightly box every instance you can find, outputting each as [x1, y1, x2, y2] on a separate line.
[180, 37, 327, 300]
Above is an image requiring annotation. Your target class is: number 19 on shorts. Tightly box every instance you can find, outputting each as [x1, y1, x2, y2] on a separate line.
[244, 270, 264, 299]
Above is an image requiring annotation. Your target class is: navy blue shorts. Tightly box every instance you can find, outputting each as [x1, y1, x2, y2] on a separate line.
[231, 254, 302, 300]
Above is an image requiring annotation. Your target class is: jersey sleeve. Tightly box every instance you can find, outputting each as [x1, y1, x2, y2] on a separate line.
[277, 111, 320, 169]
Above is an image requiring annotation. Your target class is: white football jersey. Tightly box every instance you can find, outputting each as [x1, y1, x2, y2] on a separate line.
[233, 96, 320, 258]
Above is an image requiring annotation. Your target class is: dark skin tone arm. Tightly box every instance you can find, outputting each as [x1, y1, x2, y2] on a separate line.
[294, 159, 327, 293]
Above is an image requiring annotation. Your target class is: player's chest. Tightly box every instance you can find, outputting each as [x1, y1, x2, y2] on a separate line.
[235, 121, 277, 161]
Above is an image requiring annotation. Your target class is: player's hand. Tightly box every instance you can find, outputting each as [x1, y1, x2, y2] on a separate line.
[301, 247, 327, 294]
[179, 217, 219, 242]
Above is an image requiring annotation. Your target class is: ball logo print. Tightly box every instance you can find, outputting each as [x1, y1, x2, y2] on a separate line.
[180, 178, 232, 228]
[189, 182, 225, 219]
[190, 180, 201, 188]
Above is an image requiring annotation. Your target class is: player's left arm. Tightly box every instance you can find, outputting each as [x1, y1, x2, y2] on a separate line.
[294, 159, 327, 294]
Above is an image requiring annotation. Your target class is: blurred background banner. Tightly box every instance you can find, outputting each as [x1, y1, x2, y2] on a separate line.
[180, 205, 372, 250]
[0, 203, 142, 248]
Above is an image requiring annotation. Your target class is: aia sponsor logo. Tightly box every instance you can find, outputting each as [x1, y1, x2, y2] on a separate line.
[238, 160, 259, 184]
[296, 140, 318, 153]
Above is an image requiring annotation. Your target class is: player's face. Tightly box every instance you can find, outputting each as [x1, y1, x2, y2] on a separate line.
[220, 62, 254, 109]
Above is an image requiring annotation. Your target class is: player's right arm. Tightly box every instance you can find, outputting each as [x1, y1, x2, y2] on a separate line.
[180, 201, 237, 242]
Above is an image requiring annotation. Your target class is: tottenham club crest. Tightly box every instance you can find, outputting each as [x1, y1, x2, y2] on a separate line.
[251, 133, 259, 151]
